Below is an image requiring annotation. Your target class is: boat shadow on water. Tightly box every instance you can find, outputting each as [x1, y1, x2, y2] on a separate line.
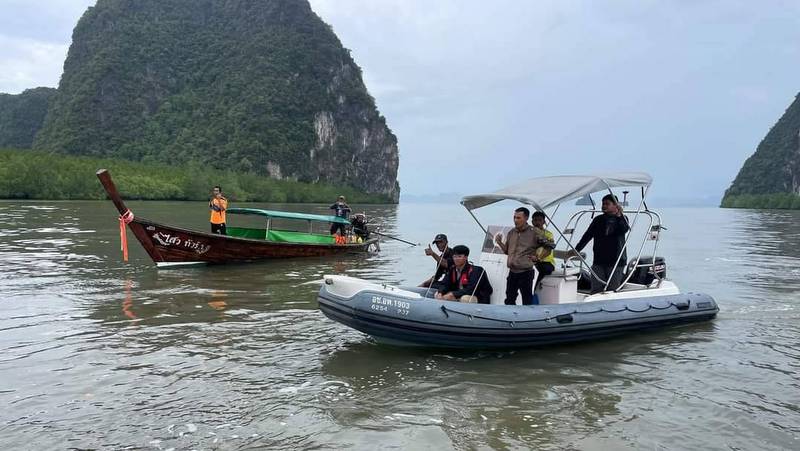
[316, 321, 717, 448]
[322, 320, 718, 375]
[86, 254, 385, 327]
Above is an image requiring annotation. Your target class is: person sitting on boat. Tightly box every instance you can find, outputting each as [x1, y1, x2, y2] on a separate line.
[350, 213, 370, 241]
[531, 211, 556, 292]
[435, 245, 493, 304]
[569, 194, 629, 293]
[494, 207, 539, 305]
[329, 195, 352, 235]
[419, 233, 453, 289]
[209, 185, 228, 235]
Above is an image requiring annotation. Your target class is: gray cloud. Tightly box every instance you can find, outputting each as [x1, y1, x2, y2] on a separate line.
[0, 0, 94, 93]
[311, 0, 800, 200]
[2, 0, 798, 201]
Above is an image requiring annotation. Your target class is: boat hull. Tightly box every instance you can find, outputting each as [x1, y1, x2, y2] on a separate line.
[127, 218, 376, 265]
[318, 278, 718, 349]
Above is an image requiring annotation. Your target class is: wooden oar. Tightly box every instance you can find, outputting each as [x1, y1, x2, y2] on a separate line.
[371, 230, 419, 246]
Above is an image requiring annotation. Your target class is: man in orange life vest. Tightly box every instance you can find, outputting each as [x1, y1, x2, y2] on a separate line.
[435, 245, 493, 304]
[209, 185, 228, 235]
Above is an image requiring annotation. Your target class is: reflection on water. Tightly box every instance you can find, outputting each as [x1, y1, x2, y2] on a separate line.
[0, 201, 798, 449]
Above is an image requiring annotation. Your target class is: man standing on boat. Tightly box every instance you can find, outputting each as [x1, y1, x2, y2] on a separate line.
[209, 185, 228, 235]
[571, 194, 629, 293]
[495, 207, 539, 305]
[329, 195, 351, 235]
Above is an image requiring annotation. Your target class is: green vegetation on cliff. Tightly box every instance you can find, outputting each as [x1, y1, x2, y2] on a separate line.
[0, 149, 390, 203]
[721, 193, 800, 209]
[0, 88, 56, 148]
[721, 93, 800, 209]
[31, 0, 399, 200]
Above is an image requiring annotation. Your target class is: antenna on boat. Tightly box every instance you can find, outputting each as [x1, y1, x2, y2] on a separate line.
[622, 190, 629, 207]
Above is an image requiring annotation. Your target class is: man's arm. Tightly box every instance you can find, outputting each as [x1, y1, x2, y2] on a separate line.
[574, 230, 592, 252]
[574, 218, 597, 252]
[437, 269, 454, 295]
[540, 230, 555, 249]
[494, 232, 509, 254]
[614, 214, 629, 235]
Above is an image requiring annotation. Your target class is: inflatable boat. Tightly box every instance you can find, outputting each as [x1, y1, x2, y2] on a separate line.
[318, 173, 719, 349]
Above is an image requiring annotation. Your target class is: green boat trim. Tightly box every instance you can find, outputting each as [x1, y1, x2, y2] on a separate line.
[227, 226, 336, 244]
[227, 207, 350, 224]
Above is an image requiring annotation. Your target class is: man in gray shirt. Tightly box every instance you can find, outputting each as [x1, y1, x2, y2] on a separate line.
[495, 207, 540, 305]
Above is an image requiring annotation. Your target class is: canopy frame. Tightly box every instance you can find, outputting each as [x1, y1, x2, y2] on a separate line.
[461, 173, 661, 294]
[461, 172, 652, 213]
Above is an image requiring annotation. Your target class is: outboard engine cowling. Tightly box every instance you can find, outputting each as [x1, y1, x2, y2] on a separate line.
[627, 256, 666, 285]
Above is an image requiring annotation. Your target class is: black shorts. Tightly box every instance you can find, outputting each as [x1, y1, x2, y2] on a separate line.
[330, 223, 346, 235]
[211, 223, 226, 235]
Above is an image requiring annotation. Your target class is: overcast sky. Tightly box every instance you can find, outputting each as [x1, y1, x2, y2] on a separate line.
[2, 0, 798, 201]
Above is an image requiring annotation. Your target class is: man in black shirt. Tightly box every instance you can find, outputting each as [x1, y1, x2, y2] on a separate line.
[419, 233, 454, 290]
[435, 245, 493, 304]
[572, 194, 630, 293]
[329, 195, 352, 235]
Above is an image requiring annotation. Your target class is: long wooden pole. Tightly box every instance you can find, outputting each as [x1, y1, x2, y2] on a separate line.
[96, 169, 130, 215]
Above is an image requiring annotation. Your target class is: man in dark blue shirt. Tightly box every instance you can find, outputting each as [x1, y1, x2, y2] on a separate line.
[573, 194, 630, 293]
[329, 195, 352, 235]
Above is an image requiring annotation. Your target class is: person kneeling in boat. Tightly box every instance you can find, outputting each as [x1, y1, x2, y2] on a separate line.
[435, 245, 493, 304]
[350, 213, 370, 241]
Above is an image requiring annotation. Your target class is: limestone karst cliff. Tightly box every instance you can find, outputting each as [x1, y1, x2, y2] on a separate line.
[27, 0, 399, 200]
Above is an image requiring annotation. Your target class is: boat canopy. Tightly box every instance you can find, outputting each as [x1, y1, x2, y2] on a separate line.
[460, 172, 652, 211]
[227, 208, 350, 224]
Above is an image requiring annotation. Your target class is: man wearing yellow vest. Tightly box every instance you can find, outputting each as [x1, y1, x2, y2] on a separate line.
[209, 185, 228, 235]
[531, 211, 556, 293]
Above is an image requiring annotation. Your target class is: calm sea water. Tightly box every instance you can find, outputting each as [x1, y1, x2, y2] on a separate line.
[0, 200, 797, 450]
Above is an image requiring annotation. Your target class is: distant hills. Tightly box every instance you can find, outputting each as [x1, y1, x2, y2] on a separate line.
[722, 93, 800, 209]
[0, 88, 56, 149]
[0, 0, 399, 201]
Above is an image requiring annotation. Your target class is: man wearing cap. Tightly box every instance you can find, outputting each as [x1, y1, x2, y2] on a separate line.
[329, 195, 352, 235]
[419, 233, 454, 290]
[435, 245, 493, 304]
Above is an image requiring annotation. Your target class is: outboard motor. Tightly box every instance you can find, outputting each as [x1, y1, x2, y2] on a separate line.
[350, 214, 370, 239]
[627, 256, 666, 285]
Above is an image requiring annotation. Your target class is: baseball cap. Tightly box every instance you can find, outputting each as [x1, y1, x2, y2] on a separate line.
[432, 233, 448, 243]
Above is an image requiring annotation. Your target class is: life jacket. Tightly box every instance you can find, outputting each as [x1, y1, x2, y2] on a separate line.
[451, 264, 474, 288]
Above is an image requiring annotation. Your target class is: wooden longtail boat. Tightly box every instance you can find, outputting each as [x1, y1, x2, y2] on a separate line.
[96, 169, 378, 267]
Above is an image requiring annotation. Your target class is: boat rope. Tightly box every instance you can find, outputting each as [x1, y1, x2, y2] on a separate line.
[439, 299, 691, 324]
[119, 209, 134, 262]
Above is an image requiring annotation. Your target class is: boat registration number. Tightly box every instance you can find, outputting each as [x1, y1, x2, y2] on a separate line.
[370, 296, 411, 316]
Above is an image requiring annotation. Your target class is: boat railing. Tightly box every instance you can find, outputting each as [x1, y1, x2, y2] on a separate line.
[558, 208, 664, 292]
